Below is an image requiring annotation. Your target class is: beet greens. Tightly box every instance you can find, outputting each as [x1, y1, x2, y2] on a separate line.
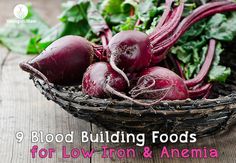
[104, 1, 236, 87]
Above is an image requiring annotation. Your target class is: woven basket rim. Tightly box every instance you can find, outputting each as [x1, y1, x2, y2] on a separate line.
[32, 76, 236, 116]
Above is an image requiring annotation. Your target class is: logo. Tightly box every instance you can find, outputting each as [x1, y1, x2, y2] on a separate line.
[13, 4, 28, 19]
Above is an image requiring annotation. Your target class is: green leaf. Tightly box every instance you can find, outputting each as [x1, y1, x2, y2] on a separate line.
[145, 17, 159, 34]
[58, 0, 106, 38]
[171, 46, 191, 64]
[113, 16, 138, 32]
[26, 35, 42, 54]
[182, 3, 196, 17]
[121, 0, 138, 13]
[172, 15, 232, 83]
[27, 0, 101, 54]
[207, 42, 231, 83]
[27, 23, 67, 54]
[185, 64, 197, 79]
[134, 1, 163, 32]
[212, 42, 224, 66]
[207, 13, 236, 41]
[101, 0, 138, 26]
[209, 66, 231, 83]
[195, 45, 207, 74]
[101, 0, 123, 15]
[106, 14, 127, 25]
[178, 20, 206, 43]
[59, 0, 90, 23]
[137, 0, 159, 23]
[87, 2, 109, 35]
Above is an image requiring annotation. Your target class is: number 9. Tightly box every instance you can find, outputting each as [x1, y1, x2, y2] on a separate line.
[15, 131, 24, 143]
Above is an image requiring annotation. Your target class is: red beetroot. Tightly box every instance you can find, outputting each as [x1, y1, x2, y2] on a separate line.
[106, 0, 185, 86]
[129, 66, 213, 101]
[107, 30, 153, 86]
[130, 67, 189, 100]
[20, 35, 96, 86]
[82, 62, 128, 98]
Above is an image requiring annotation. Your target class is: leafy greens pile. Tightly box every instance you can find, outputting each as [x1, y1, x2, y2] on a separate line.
[0, 0, 235, 83]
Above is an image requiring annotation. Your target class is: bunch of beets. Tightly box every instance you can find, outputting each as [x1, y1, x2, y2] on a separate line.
[20, 0, 236, 106]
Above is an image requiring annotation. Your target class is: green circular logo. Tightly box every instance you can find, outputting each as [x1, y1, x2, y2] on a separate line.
[14, 4, 28, 19]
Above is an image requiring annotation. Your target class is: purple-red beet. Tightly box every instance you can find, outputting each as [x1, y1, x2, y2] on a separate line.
[20, 35, 95, 86]
[129, 66, 213, 102]
[105, 0, 184, 86]
[130, 67, 189, 100]
[82, 62, 128, 98]
[82, 62, 171, 106]
[129, 39, 217, 102]
[107, 30, 153, 86]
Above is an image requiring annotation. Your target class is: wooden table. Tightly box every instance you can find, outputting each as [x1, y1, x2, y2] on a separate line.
[0, 1, 235, 163]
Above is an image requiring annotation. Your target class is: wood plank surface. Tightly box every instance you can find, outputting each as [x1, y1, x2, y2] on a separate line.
[0, 0, 235, 163]
[0, 49, 91, 163]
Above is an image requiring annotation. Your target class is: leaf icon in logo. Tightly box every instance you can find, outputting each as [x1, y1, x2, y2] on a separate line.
[14, 4, 28, 19]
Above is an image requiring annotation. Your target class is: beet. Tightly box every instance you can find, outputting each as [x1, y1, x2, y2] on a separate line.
[20, 35, 95, 86]
[130, 67, 189, 100]
[107, 30, 153, 86]
[82, 62, 128, 98]
[129, 66, 214, 102]
[129, 39, 217, 102]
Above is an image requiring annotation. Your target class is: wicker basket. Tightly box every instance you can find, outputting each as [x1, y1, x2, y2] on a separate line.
[30, 42, 236, 138]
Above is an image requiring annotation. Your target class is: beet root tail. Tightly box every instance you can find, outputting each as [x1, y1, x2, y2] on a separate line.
[19, 62, 52, 92]
[106, 84, 171, 107]
[129, 75, 156, 95]
[109, 54, 130, 87]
